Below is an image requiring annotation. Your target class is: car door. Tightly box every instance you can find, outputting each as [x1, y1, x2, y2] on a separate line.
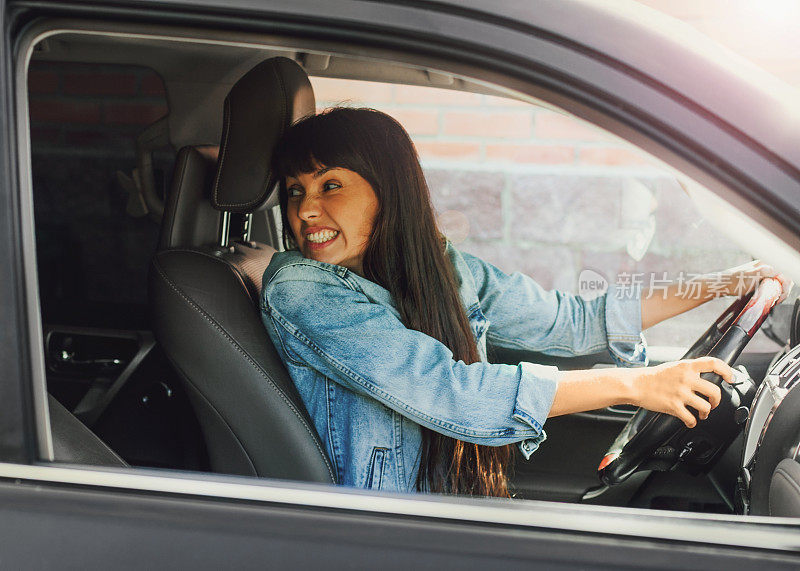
[4, 0, 800, 568]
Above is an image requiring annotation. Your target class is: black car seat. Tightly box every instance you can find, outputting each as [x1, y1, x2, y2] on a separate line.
[149, 58, 336, 484]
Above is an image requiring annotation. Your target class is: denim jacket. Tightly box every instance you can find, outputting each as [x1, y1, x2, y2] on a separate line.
[260, 243, 646, 493]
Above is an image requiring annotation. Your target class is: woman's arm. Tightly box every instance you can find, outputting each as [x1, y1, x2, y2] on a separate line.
[457, 249, 645, 366]
[262, 262, 562, 448]
[640, 280, 715, 331]
[263, 261, 731, 446]
[548, 356, 734, 428]
[640, 260, 793, 330]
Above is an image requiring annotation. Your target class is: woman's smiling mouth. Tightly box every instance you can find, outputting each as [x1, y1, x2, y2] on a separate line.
[305, 229, 340, 249]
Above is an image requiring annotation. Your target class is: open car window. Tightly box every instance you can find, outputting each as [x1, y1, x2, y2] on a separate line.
[15, 19, 800, 530]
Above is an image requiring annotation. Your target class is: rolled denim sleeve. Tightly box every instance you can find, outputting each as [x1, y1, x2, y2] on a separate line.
[460, 251, 647, 367]
[262, 263, 560, 449]
[604, 283, 648, 366]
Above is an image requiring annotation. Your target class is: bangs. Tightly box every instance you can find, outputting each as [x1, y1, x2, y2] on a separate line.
[273, 109, 372, 180]
[273, 127, 319, 178]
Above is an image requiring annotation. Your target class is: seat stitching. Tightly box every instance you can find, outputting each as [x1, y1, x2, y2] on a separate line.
[212, 71, 264, 210]
[161, 248, 261, 301]
[152, 256, 336, 482]
[256, 64, 286, 203]
[213, 61, 294, 210]
[211, 97, 232, 207]
[164, 248, 253, 293]
[154, 257, 336, 482]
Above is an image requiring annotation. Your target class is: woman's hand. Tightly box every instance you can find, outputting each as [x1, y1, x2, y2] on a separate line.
[715, 260, 793, 303]
[641, 259, 793, 330]
[549, 357, 735, 422]
[628, 357, 735, 428]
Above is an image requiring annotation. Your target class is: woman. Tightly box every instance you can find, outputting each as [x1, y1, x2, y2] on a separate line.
[260, 107, 789, 497]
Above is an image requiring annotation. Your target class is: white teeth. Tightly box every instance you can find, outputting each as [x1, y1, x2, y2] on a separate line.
[306, 230, 339, 244]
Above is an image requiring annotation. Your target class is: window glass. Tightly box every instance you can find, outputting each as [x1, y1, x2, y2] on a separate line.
[29, 60, 206, 470]
[29, 61, 173, 329]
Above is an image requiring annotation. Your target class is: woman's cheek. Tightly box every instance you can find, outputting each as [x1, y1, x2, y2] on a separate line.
[287, 217, 302, 245]
[357, 226, 372, 249]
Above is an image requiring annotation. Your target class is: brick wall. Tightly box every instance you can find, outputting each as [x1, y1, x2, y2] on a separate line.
[313, 80, 645, 168]
[305, 1, 800, 351]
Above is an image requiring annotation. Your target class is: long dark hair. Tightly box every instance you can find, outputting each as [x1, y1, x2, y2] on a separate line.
[273, 107, 513, 497]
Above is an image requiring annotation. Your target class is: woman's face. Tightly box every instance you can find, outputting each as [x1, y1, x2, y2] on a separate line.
[285, 165, 379, 274]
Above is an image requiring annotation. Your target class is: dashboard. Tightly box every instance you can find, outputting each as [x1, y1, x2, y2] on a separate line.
[740, 336, 800, 516]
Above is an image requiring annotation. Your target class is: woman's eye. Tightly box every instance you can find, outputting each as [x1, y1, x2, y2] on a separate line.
[287, 186, 303, 198]
[322, 181, 341, 192]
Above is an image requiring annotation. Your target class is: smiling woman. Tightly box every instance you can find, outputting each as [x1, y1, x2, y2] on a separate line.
[259, 106, 785, 498]
[284, 164, 378, 273]
[270, 106, 523, 496]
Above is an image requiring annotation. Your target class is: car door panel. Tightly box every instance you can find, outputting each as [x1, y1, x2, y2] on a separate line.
[0, 476, 799, 569]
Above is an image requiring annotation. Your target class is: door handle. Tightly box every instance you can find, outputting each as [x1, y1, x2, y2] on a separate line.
[57, 350, 125, 370]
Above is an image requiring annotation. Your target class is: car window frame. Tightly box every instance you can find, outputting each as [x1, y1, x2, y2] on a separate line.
[1, 0, 42, 465]
[8, 5, 800, 554]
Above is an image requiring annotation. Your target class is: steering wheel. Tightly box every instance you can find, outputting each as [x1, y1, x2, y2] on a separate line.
[598, 277, 784, 486]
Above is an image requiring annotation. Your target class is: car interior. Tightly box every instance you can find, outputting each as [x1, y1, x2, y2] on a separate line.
[26, 20, 800, 518]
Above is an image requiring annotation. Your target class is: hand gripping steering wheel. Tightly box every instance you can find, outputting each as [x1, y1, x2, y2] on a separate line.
[598, 277, 784, 486]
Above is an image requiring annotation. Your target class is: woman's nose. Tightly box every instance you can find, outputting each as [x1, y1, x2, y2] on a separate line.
[297, 195, 321, 220]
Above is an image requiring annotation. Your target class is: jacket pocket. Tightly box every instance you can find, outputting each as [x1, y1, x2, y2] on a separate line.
[365, 447, 389, 490]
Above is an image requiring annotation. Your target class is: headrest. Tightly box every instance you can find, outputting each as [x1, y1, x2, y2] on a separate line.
[211, 57, 315, 213]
